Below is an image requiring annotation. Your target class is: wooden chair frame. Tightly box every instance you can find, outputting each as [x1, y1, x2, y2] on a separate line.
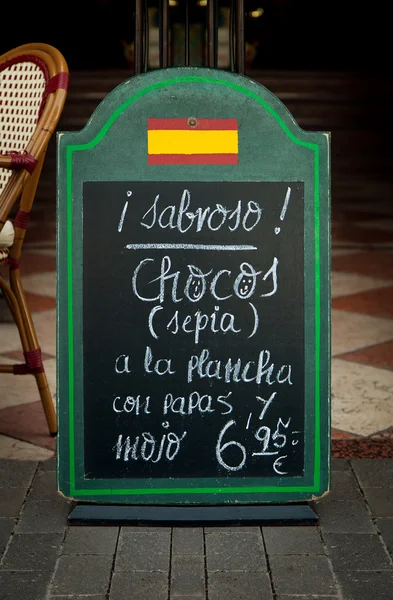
[0, 43, 69, 436]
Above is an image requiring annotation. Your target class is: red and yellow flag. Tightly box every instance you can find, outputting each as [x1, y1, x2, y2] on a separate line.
[147, 118, 238, 165]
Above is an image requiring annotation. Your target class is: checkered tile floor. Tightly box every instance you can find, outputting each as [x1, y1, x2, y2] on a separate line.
[0, 193, 392, 460]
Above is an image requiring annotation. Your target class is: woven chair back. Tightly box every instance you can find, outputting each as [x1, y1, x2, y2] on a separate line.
[0, 56, 48, 193]
[0, 44, 68, 226]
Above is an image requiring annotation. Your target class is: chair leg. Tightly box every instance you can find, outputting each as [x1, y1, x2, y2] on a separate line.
[35, 371, 57, 436]
[2, 272, 57, 436]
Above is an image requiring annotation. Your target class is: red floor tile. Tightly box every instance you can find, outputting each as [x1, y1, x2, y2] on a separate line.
[2, 350, 55, 362]
[25, 293, 56, 312]
[331, 428, 362, 440]
[0, 402, 56, 451]
[333, 210, 393, 223]
[332, 286, 393, 319]
[30, 205, 56, 223]
[19, 253, 56, 274]
[24, 225, 56, 244]
[0, 294, 55, 321]
[338, 340, 393, 371]
[332, 251, 393, 280]
[332, 224, 393, 245]
[332, 438, 393, 458]
[369, 426, 393, 439]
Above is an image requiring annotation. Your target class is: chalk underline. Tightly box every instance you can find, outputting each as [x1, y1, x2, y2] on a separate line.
[125, 243, 257, 251]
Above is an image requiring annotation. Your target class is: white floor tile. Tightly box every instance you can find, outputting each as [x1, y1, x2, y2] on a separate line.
[0, 309, 56, 355]
[24, 248, 56, 258]
[0, 321, 21, 353]
[22, 272, 56, 298]
[332, 358, 393, 436]
[0, 358, 56, 409]
[33, 309, 56, 356]
[24, 241, 56, 251]
[0, 434, 54, 460]
[331, 249, 365, 257]
[331, 271, 393, 298]
[332, 309, 393, 356]
[354, 219, 393, 232]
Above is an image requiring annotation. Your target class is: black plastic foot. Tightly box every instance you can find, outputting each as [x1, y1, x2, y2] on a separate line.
[68, 503, 318, 526]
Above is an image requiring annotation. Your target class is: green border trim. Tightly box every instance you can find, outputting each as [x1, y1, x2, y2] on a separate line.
[65, 76, 321, 497]
[66, 155, 76, 488]
[314, 146, 321, 490]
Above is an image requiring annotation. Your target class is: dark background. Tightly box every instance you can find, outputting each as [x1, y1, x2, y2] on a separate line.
[1, 0, 391, 72]
[2, 1, 391, 219]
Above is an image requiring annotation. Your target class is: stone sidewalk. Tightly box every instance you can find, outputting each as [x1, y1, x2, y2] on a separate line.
[0, 458, 392, 599]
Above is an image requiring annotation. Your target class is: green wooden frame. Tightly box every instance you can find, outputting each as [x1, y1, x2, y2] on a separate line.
[56, 68, 330, 505]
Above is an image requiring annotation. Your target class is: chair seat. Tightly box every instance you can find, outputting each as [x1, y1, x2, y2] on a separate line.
[0, 247, 9, 262]
[0, 221, 13, 263]
[0, 220, 14, 248]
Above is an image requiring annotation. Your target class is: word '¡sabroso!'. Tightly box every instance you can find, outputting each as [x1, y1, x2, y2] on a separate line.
[139, 189, 263, 233]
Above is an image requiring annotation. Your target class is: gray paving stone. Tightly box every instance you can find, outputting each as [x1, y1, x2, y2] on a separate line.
[332, 459, 351, 471]
[351, 459, 393, 488]
[16, 499, 70, 533]
[27, 470, 58, 502]
[115, 530, 170, 571]
[0, 569, 52, 600]
[378, 518, 393, 556]
[171, 554, 205, 596]
[38, 458, 56, 471]
[168, 597, 205, 599]
[362, 487, 393, 517]
[276, 597, 340, 599]
[0, 486, 27, 517]
[313, 500, 376, 533]
[49, 597, 106, 600]
[269, 555, 338, 596]
[320, 471, 363, 503]
[336, 570, 393, 600]
[172, 527, 204, 555]
[204, 526, 260, 534]
[50, 597, 106, 599]
[0, 518, 14, 558]
[205, 530, 266, 571]
[0, 532, 63, 571]
[50, 554, 112, 595]
[110, 571, 168, 600]
[263, 526, 325, 554]
[208, 571, 273, 600]
[0, 459, 37, 488]
[121, 526, 171, 533]
[62, 525, 119, 554]
[324, 533, 392, 571]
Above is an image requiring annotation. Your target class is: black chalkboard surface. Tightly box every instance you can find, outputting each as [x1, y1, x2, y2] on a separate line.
[56, 67, 330, 506]
[83, 181, 304, 481]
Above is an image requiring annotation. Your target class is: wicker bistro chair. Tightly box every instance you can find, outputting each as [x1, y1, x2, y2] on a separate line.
[0, 43, 69, 436]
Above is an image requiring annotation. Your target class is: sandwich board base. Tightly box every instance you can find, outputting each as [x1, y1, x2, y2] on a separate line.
[67, 503, 318, 526]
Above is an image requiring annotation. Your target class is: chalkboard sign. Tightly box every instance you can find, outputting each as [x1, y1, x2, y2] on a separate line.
[57, 68, 330, 505]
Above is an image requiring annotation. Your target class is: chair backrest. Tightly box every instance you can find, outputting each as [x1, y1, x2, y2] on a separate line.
[0, 43, 69, 250]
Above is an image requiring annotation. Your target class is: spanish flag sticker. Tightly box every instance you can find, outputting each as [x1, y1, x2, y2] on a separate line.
[147, 118, 238, 165]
